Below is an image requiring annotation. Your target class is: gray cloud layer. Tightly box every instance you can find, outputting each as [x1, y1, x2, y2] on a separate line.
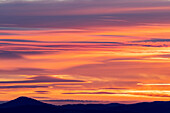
[0, 0, 170, 29]
[0, 75, 84, 83]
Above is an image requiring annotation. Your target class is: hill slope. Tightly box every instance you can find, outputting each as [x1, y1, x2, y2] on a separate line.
[0, 97, 170, 113]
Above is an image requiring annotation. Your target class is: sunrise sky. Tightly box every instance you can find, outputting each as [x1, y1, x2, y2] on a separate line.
[0, 0, 170, 103]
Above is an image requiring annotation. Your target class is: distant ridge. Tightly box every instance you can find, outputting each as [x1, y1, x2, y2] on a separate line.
[0, 96, 49, 108]
[1, 96, 170, 113]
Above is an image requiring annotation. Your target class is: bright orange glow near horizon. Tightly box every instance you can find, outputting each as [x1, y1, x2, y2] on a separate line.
[0, 0, 170, 104]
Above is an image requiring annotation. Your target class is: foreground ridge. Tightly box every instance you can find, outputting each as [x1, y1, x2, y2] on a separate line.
[0, 97, 170, 113]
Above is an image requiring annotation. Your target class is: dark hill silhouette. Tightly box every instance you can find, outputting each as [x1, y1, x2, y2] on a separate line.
[117, 101, 170, 113]
[0, 96, 170, 113]
[0, 96, 57, 113]
[0, 96, 48, 108]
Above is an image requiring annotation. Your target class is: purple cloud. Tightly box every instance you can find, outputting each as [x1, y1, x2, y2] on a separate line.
[0, 75, 85, 83]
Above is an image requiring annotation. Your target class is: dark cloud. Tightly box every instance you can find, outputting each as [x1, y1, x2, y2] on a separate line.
[0, 13, 170, 29]
[0, 0, 170, 16]
[156, 54, 170, 58]
[70, 41, 120, 44]
[0, 68, 53, 76]
[0, 38, 168, 60]
[32, 97, 49, 99]
[0, 33, 19, 35]
[133, 38, 170, 42]
[63, 91, 170, 98]
[0, 39, 119, 44]
[37, 42, 169, 49]
[0, 75, 85, 83]
[0, 50, 51, 59]
[108, 58, 143, 61]
[12, 51, 51, 55]
[128, 92, 170, 98]
[0, 85, 48, 89]
[0, 51, 23, 59]
[41, 41, 169, 48]
[69, 41, 169, 48]
[41, 30, 90, 34]
[43, 99, 99, 102]
[63, 92, 125, 94]
[0, 0, 170, 29]
[92, 35, 138, 38]
[0, 27, 51, 31]
[0, 40, 166, 61]
[0, 39, 41, 42]
[0, 47, 58, 59]
[34, 91, 49, 94]
[101, 87, 128, 90]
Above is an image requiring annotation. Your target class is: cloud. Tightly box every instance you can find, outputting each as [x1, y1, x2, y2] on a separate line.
[63, 91, 170, 98]
[0, 39, 41, 42]
[40, 41, 169, 48]
[0, 33, 19, 35]
[0, 39, 119, 44]
[0, 85, 48, 89]
[0, 50, 51, 59]
[69, 41, 120, 44]
[43, 99, 99, 102]
[137, 83, 170, 86]
[0, 39, 166, 61]
[1, 0, 170, 16]
[128, 92, 170, 98]
[0, 27, 52, 31]
[101, 87, 128, 90]
[156, 54, 170, 58]
[108, 58, 143, 61]
[63, 92, 124, 94]
[0, 0, 170, 29]
[133, 38, 170, 42]
[32, 96, 49, 99]
[0, 13, 169, 29]
[0, 51, 23, 59]
[92, 35, 138, 38]
[0, 68, 53, 76]
[0, 75, 85, 83]
[34, 91, 49, 94]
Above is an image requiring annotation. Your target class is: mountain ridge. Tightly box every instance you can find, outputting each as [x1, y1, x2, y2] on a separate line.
[0, 96, 51, 108]
[0, 96, 170, 113]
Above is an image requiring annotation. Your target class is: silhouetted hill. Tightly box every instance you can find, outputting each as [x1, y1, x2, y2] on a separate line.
[0, 96, 56, 113]
[0, 96, 170, 113]
[0, 96, 49, 108]
[117, 101, 170, 113]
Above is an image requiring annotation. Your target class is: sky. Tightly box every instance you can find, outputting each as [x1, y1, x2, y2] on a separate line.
[0, 0, 170, 103]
